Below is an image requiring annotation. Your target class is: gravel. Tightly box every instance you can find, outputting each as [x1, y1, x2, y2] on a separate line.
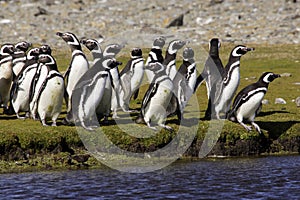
[0, 0, 299, 48]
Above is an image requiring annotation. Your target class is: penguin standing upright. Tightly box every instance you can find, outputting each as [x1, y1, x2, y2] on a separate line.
[163, 39, 186, 80]
[102, 43, 124, 119]
[56, 32, 89, 113]
[71, 57, 122, 130]
[12, 41, 32, 77]
[80, 38, 103, 65]
[10, 47, 41, 119]
[228, 72, 280, 133]
[0, 44, 15, 111]
[35, 54, 65, 126]
[139, 62, 174, 131]
[170, 47, 197, 120]
[214, 45, 255, 119]
[194, 38, 224, 119]
[119, 47, 144, 112]
[144, 36, 166, 83]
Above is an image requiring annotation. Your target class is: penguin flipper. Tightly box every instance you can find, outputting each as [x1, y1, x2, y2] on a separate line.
[133, 88, 139, 100]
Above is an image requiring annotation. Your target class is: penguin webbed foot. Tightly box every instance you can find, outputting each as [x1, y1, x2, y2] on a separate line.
[251, 122, 262, 134]
[240, 122, 252, 132]
[159, 124, 173, 132]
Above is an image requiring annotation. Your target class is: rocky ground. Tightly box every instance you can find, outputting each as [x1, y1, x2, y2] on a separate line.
[0, 0, 299, 48]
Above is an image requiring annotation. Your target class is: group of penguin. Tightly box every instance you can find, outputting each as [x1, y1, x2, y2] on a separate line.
[0, 32, 280, 133]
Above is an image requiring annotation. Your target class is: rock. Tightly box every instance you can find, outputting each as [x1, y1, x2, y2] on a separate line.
[262, 99, 269, 105]
[275, 98, 287, 104]
[166, 13, 184, 28]
[296, 96, 300, 107]
[280, 73, 292, 77]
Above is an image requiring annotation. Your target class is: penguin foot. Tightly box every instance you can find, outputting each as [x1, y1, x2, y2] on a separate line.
[251, 122, 261, 134]
[159, 124, 173, 131]
[42, 121, 49, 126]
[112, 114, 120, 119]
[240, 123, 252, 132]
[16, 114, 26, 120]
[51, 122, 57, 126]
[146, 122, 157, 131]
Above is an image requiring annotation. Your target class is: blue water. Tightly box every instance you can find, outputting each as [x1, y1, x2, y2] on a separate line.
[0, 155, 299, 199]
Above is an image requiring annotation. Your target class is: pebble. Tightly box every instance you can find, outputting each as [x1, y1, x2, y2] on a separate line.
[296, 97, 300, 107]
[280, 73, 292, 77]
[275, 98, 287, 104]
[262, 99, 269, 105]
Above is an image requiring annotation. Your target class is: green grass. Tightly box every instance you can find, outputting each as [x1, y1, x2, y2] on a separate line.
[0, 43, 299, 173]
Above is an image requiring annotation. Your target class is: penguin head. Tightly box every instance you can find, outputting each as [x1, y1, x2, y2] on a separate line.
[39, 44, 52, 55]
[103, 43, 124, 57]
[14, 41, 32, 52]
[56, 32, 81, 49]
[102, 57, 122, 70]
[168, 39, 186, 54]
[147, 62, 165, 73]
[0, 44, 15, 56]
[231, 45, 255, 57]
[27, 48, 41, 60]
[182, 47, 194, 60]
[153, 36, 166, 49]
[131, 47, 142, 58]
[38, 54, 56, 65]
[209, 38, 221, 56]
[80, 38, 100, 51]
[261, 72, 281, 83]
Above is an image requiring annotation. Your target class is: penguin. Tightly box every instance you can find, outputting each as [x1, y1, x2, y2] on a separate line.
[194, 38, 224, 119]
[80, 38, 103, 65]
[29, 53, 59, 120]
[169, 47, 197, 120]
[10, 47, 41, 119]
[163, 39, 186, 80]
[138, 62, 174, 131]
[12, 41, 32, 77]
[39, 44, 52, 55]
[70, 57, 122, 130]
[144, 36, 166, 83]
[228, 72, 280, 133]
[56, 31, 89, 113]
[102, 43, 124, 119]
[214, 45, 255, 119]
[35, 54, 65, 126]
[119, 47, 145, 112]
[0, 44, 15, 111]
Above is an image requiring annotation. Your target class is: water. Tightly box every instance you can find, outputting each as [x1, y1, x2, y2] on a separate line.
[0, 155, 299, 199]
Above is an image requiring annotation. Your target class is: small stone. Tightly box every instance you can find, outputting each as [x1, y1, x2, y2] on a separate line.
[262, 99, 269, 105]
[280, 73, 292, 77]
[275, 98, 287, 104]
[296, 97, 300, 107]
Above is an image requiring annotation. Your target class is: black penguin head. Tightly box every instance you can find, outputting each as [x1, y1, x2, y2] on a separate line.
[102, 57, 122, 70]
[131, 47, 142, 58]
[182, 47, 194, 60]
[27, 47, 40, 60]
[80, 38, 100, 51]
[56, 32, 81, 50]
[38, 54, 58, 71]
[168, 39, 186, 54]
[231, 45, 255, 57]
[0, 44, 15, 55]
[153, 36, 166, 49]
[147, 62, 165, 73]
[209, 38, 221, 56]
[39, 44, 52, 55]
[14, 41, 32, 52]
[261, 72, 281, 83]
[103, 43, 124, 57]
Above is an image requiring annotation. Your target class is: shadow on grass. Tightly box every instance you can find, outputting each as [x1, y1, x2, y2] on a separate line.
[257, 121, 300, 139]
[257, 110, 290, 117]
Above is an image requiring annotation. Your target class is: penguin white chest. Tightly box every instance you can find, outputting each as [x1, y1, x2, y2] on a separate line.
[237, 92, 265, 119]
[223, 68, 240, 100]
[67, 56, 89, 92]
[131, 61, 144, 91]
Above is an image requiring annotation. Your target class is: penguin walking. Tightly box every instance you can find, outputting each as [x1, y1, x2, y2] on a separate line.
[163, 39, 186, 80]
[119, 47, 144, 112]
[71, 57, 122, 131]
[194, 38, 224, 119]
[214, 45, 255, 119]
[228, 72, 280, 133]
[56, 32, 89, 113]
[12, 41, 32, 77]
[10, 47, 41, 119]
[138, 62, 174, 131]
[144, 36, 166, 83]
[0, 44, 15, 111]
[169, 47, 197, 120]
[35, 54, 65, 126]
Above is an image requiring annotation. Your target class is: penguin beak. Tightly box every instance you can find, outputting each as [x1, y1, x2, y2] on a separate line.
[56, 32, 63, 37]
[274, 74, 281, 79]
[80, 38, 87, 45]
[246, 47, 255, 51]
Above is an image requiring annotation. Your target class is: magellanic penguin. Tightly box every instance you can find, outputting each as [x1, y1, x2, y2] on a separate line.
[228, 72, 280, 133]
[0, 44, 15, 111]
[144, 36, 166, 83]
[35, 54, 65, 126]
[39, 44, 52, 55]
[119, 47, 144, 112]
[10, 47, 41, 119]
[102, 43, 124, 119]
[169, 47, 197, 120]
[12, 41, 32, 77]
[138, 62, 174, 131]
[70, 57, 122, 131]
[80, 38, 103, 65]
[194, 38, 224, 119]
[214, 45, 255, 119]
[56, 31, 89, 113]
[163, 39, 186, 80]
